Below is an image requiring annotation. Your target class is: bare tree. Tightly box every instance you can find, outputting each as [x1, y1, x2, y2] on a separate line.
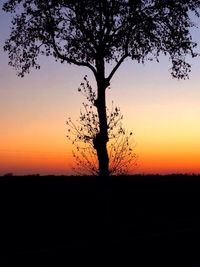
[3, 0, 200, 176]
[66, 76, 137, 175]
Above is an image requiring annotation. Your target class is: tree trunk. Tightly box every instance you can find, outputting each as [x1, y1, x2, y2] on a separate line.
[93, 77, 109, 176]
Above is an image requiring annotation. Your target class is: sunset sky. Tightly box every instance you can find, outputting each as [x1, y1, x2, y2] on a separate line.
[1, 3, 200, 175]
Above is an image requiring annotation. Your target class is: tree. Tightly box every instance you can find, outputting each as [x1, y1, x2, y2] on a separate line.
[3, 0, 200, 176]
[66, 76, 137, 176]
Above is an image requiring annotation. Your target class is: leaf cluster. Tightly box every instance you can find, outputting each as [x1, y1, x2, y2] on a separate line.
[3, 0, 200, 79]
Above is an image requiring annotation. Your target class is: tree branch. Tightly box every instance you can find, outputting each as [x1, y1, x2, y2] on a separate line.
[107, 26, 131, 83]
[50, 33, 97, 77]
[107, 53, 129, 82]
[45, 6, 97, 78]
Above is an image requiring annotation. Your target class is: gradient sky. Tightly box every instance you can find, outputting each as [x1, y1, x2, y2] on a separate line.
[1, 3, 200, 175]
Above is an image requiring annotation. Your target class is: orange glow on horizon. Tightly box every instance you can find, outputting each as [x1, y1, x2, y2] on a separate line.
[0, 149, 73, 175]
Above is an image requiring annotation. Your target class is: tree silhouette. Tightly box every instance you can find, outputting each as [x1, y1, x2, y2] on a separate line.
[66, 76, 137, 175]
[3, 0, 200, 176]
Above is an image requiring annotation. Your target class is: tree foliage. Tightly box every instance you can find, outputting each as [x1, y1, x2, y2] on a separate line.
[3, 0, 200, 79]
[66, 76, 137, 175]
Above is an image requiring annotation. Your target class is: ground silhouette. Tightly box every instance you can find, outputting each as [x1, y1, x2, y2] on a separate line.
[1, 174, 200, 266]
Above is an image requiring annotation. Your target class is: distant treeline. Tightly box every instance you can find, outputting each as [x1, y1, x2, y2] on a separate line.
[1, 173, 200, 180]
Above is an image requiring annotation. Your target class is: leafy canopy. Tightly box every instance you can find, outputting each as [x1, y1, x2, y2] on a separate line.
[3, 0, 200, 79]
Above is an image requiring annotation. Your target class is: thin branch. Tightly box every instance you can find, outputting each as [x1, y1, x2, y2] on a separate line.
[107, 22, 132, 83]
[45, 9, 98, 77]
[51, 36, 97, 77]
[107, 53, 129, 82]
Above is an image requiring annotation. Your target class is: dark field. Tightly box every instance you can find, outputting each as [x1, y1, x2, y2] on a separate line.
[1, 174, 200, 266]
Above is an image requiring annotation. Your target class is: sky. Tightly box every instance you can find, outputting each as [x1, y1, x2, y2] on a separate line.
[1, 3, 200, 175]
